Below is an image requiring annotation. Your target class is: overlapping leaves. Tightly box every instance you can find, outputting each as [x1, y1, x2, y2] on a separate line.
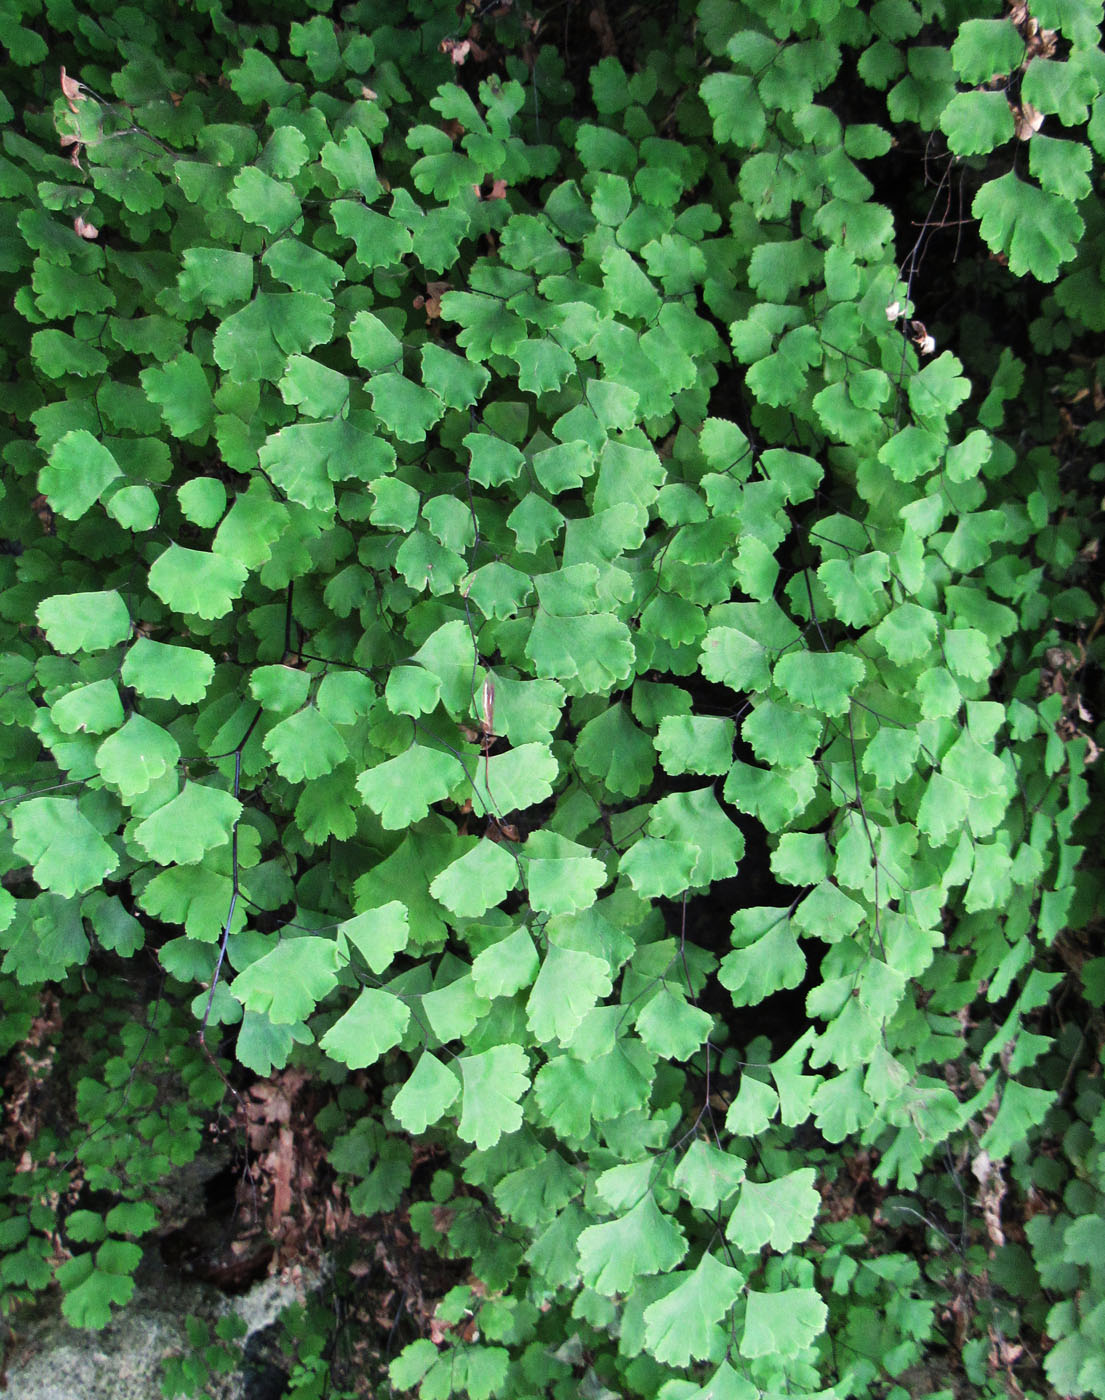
[0, 1, 1099, 1396]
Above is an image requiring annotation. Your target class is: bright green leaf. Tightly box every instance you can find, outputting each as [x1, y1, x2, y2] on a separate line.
[720, 915, 805, 1008]
[973, 171, 1083, 283]
[39, 430, 121, 521]
[148, 545, 248, 620]
[457, 1044, 529, 1150]
[231, 936, 342, 1024]
[264, 708, 349, 781]
[229, 166, 302, 235]
[727, 1167, 820, 1253]
[655, 715, 734, 776]
[11, 798, 118, 897]
[773, 649, 864, 717]
[527, 945, 613, 1044]
[672, 1140, 745, 1212]
[430, 841, 520, 919]
[95, 714, 181, 799]
[339, 902, 409, 975]
[740, 1287, 827, 1359]
[471, 927, 540, 1000]
[37, 591, 131, 654]
[391, 1052, 460, 1135]
[133, 783, 242, 865]
[578, 1194, 687, 1296]
[524, 832, 606, 917]
[951, 19, 1025, 83]
[636, 989, 713, 1061]
[356, 748, 465, 829]
[51, 680, 124, 735]
[320, 988, 410, 1068]
[643, 1253, 744, 1367]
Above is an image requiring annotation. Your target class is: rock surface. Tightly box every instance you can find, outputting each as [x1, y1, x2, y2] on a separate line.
[3, 1244, 317, 1400]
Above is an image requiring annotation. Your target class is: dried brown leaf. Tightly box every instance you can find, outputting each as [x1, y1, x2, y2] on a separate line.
[588, 3, 617, 56]
[267, 1124, 295, 1223]
[415, 279, 450, 321]
[1013, 100, 1044, 140]
[440, 38, 471, 65]
[60, 66, 83, 113]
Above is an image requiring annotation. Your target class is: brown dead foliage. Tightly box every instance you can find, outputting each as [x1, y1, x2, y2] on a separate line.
[2, 994, 63, 1161]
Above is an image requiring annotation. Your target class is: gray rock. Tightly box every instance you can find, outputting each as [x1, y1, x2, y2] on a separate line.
[2, 1247, 322, 1400]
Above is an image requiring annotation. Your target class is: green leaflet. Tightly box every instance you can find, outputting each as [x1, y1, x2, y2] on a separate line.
[941, 90, 1015, 156]
[39, 430, 121, 521]
[107, 485, 160, 533]
[279, 355, 349, 419]
[773, 649, 865, 717]
[973, 171, 1085, 283]
[642, 1253, 745, 1367]
[980, 1079, 1059, 1159]
[741, 1287, 828, 1359]
[720, 917, 806, 1007]
[391, 1051, 460, 1134]
[148, 545, 248, 620]
[471, 927, 540, 1000]
[11, 798, 118, 897]
[95, 714, 181, 799]
[177, 479, 226, 528]
[212, 292, 333, 383]
[132, 783, 242, 865]
[51, 680, 124, 736]
[654, 714, 735, 775]
[466, 743, 560, 821]
[526, 944, 612, 1044]
[577, 1193, 687, 1295]
[250, 664, 311, 714]
[320, 988, 410, 1068]
[672, 1140, 746, 1212]
[457, 1044, 529, 1150]
[429, 841, 520, 919]
[952, 20, 1025, 84]
[420, 970, 488, 1044]
[700, 73, 766, 148]
[264, 708, 349, 781]
[141, 353, 215, 438]
[36, 592, 131, 653]
[1, 895, 90, 984]
[356, 747, 465, 829]
[369, 373, 444, 443]
[339, 902, 409, 974]
[228, 166, 302, 235]
[620, 836, 699, 900]
[232, 937, 342, 1025]
[178, 247, 253, 308]
[636, 988, 714, 1061]
[236, 1012, 312, 1076]
[726, 1167, 820, 1253]
[522, 832, 606, 916]
[57, 1250, 137, 1329]
[575, 703, 655, 796]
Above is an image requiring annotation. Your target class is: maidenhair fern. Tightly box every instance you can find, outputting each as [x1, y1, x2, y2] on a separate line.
[0, 0, 1102, 1397]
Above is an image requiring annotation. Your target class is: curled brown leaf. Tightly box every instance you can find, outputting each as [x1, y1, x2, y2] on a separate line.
[440, 38, 471, 65]
[1012, 100, 1044, 139]
[414, 279, 450, 321]
[59, 66, 83, 113]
